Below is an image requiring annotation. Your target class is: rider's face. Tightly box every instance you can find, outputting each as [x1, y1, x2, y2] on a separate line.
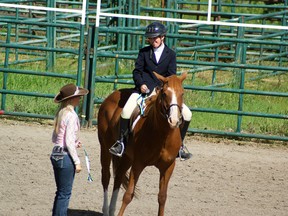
[147, 36, 164, 48]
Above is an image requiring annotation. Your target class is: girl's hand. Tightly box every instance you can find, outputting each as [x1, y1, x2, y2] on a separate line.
[76, 141, 82, 148]
[75, 164, 82, 173]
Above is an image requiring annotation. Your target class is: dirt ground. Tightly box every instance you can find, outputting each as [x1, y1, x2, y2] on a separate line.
[0, 118, 287, 216]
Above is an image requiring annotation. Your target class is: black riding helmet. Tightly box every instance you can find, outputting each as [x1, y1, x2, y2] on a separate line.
[144, 22, 167, 38]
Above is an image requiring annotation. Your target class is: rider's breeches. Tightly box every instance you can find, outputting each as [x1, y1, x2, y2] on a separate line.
[121, 92, 192, 121]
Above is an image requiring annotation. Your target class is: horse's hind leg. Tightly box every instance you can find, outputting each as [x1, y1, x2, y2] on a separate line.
[108, 156, 132, 216]
[117, 165, 144, 216]
[100, 143, 112, 216]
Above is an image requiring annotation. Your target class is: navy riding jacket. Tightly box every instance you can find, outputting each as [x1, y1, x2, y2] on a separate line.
[132, 44, 176, 94]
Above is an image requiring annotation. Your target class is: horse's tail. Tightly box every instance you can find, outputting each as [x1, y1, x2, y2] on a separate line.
[112, 156, 140, 198]
[122, 171, 140, 199]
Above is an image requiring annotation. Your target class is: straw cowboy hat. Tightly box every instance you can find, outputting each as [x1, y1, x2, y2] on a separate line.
[54, 83, 89, 103]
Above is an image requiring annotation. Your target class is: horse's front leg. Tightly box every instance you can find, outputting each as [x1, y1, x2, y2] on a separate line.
[158, 161, 176, 216]
[117, 165, 144, 216]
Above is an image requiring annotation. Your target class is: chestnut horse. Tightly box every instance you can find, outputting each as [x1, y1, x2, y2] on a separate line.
[97, 72, 188, 216]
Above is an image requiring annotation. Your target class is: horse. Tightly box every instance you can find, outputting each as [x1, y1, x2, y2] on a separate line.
[97, 72, 188, 216]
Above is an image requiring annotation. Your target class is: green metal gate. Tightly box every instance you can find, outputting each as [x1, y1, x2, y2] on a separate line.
[0, 0, 88, 119]
[0, 0, 287, 141]
[87, 0, 288, 141]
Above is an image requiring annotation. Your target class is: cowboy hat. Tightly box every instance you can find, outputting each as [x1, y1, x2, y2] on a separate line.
[54, 83, 89, 103]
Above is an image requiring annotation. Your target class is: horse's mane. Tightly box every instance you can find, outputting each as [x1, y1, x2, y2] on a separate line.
[142, 87, 161, 117]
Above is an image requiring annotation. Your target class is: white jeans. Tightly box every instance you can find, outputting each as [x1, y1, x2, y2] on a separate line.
[121, 90, 192, 121]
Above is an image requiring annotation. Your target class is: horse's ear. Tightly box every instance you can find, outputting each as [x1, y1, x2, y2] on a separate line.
[153, 71, 166, 83]
[179, 72, 188, 82]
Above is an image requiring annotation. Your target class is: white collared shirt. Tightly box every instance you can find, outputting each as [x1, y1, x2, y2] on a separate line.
[153, 43, 165, 63]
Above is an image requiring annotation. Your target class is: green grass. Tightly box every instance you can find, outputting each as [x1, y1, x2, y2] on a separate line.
[89, 57, 288, 138]
[0, 55, 82, 116]
[1, 0, 287, 139]
[182, 70, 288, 136]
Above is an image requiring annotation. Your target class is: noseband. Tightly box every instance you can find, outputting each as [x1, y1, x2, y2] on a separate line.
[159, 90, 183, 124]
[163, 103, 182, 119]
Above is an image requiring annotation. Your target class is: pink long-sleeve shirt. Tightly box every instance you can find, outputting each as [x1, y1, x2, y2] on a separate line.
[52, 105, 81, 165]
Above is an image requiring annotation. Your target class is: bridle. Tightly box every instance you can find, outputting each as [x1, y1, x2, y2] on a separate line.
[159, 87, 183, 126]
[163, 103, 182, 119]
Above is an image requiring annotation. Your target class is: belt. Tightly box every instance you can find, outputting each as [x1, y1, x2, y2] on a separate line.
[52, 146, 68, 154]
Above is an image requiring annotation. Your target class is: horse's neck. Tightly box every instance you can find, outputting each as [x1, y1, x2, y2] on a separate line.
[147, 94, 169, 129]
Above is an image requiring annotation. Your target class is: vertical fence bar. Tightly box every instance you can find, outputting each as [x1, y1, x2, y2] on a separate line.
[1, 24, 11, 111]
[87, 24, 100, 125]
[77, 23, 86, 124]
[211, 24, 221, 99]
[46, 0, 56, 71]
[236, 43, 247, 133]
[127, 0, 132, 50]
[279, 6, 287, 67]
[77, 25, 85, 87]
[236, 18, 246, 133]
[83, 26, 94, 126]
[167, 0, 172, 45]
[136, 0, 141, 50]
[15, 7, 19, 62]
[207, 0, 212, 22]
[113, 0, 123, 90]
[78, 0, 87, 117]
[121, 0, 126, 51]
[82, 28, 91, 126]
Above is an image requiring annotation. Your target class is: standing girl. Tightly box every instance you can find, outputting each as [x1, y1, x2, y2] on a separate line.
[50, 83, 88, 216]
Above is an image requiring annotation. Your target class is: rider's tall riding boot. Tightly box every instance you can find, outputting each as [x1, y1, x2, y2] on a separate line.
[109, 117, 130, 157]
[178, 120, 193, 160]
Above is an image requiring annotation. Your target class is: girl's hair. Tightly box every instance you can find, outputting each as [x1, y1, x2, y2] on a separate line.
[53, 99, 74, 134]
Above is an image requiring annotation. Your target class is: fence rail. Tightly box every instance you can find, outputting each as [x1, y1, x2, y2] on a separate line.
[0, 0, 287, 141]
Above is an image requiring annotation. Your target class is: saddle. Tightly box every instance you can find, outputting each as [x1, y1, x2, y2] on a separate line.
[130, 92, 157, 131]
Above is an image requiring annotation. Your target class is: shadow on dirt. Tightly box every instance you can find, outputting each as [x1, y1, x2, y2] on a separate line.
[68, 209, 103, 216]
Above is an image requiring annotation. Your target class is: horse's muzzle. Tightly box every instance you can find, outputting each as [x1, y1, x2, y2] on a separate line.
[167, 104, 183, 128]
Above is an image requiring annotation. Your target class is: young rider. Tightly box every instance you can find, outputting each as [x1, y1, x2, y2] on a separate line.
[109, 22, 192, 160]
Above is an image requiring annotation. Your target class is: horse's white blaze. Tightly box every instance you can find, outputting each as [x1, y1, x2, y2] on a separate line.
[168, 87, 180, 128]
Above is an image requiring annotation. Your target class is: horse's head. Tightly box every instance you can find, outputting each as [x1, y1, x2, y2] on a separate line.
[154, 72, 188, 128]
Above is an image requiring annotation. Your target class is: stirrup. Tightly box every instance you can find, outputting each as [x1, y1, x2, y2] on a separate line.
[178, 145, 192, 161]
[109, 140, 125, 157]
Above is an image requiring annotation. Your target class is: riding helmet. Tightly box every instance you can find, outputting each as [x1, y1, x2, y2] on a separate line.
[144, 22, 167, 38]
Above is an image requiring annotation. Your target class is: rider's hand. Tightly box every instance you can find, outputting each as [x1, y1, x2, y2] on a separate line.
[140, 84, 149, 94]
